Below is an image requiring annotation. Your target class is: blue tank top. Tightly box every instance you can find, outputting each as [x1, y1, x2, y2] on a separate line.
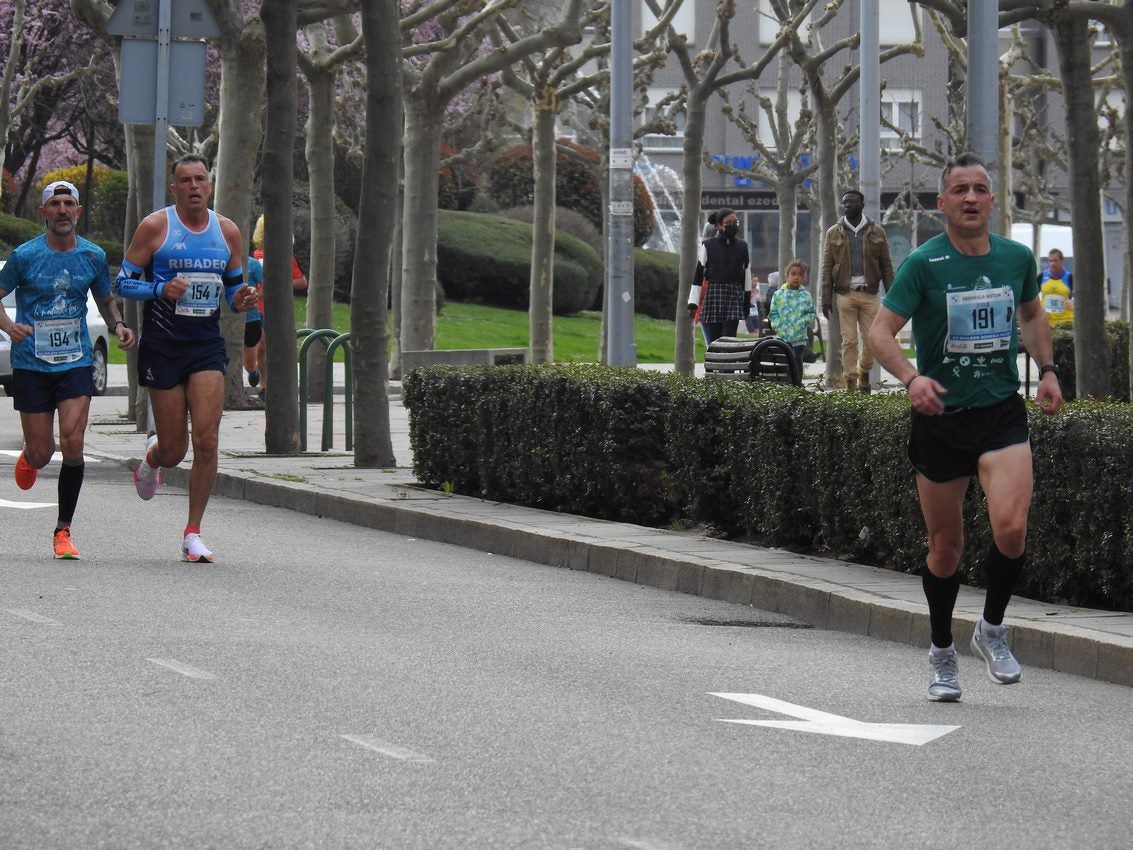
[0, 234, 110, 373]
[144, 206, 232, 342]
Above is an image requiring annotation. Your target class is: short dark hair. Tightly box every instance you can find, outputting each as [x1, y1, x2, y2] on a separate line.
[1048, 248, 1065, 260]
[717, 208, 737, 223]
[840, 189, 865, 203]
[939, 151, 990, 195]
[172, 153, 210, 177]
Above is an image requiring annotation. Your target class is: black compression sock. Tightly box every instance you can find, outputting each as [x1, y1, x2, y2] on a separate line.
[922, 568, 961, 648]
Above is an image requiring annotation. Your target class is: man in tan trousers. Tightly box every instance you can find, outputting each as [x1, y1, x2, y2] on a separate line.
[819, 189, 895, 392]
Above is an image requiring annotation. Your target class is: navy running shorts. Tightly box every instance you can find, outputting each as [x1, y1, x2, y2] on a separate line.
[137, 337, 228, 390]
[12, 366, 94, 413]
[908, 393, 1030, 483]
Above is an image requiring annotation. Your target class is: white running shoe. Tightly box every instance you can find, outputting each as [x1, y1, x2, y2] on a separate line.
[182, 533, 215, 563]
[134, 434, 162, 500]
[970, 618, 1022, 684]
[927, 644, 962, 702]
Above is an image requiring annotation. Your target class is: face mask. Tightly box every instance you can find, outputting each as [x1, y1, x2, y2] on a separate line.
[723, 223, 739, 238]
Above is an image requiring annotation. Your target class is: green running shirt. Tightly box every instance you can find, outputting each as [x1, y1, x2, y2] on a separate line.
[883, 232, 1038, 409]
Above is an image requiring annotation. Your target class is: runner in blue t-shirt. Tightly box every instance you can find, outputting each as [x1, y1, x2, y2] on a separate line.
[868, 153, 1063, 703]
[243, 255, 265, 392]
[115, 154, 258, 563]
[0, 180, 135, 559]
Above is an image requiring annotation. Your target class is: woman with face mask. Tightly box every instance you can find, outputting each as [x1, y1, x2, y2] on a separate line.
[687, 207, 754, 344]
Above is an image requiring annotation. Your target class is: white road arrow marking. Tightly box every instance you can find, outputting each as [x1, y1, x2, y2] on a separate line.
[0, 498, 55, 510]
[711, 692, 960, 746]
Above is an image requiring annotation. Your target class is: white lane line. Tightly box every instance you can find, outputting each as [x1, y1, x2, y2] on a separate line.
[0, 450, 100, 463]
[145, 658, 217, 680]
[0, 498, 56, 510]
[340, 734, 435, 763]
[4, 609, 62, 625]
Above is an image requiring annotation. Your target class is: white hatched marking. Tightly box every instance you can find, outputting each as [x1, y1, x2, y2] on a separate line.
[145, 658, 217, 680]
[5, 609, 62, 625]
[340, 734, 435, 763]
[0, 450, 100, 463]
[0, 498, 55, 510]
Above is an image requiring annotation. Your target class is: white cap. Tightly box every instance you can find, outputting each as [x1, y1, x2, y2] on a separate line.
[41, 180, 80, 205]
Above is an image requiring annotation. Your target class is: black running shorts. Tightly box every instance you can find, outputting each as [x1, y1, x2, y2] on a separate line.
[907, 393, 1030, 483]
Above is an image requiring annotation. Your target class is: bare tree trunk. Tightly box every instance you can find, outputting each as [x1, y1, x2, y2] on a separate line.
[400, 98, 444, 353]
[529, 90, 557, 365]
[812, 102, 843, 387]
[352, 0, 401, 468]
[674, 90, 709, 375]
[214, 25, 267, 410]
[260, 0, 301, 453]
[302, 43, 337, 401]
[0, 0, 28, 204]
[389, 159, 404, 379]
[777, 179, 798, 268]
[124, 122, 153, 428]
[1052, 14, 1107, 398]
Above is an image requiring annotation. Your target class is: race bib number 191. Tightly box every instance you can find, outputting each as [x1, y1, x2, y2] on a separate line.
[175, 272, 222, 317]
[945, 286, 1014, 354]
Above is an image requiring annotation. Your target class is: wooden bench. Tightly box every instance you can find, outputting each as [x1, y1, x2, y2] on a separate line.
[401, 348, 529, 371]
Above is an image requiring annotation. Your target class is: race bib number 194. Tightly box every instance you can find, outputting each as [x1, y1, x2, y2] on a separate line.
[945, 286, 1014, 354]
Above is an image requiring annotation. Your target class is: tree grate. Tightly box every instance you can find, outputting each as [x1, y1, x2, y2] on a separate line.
[222, 450, 351, 458]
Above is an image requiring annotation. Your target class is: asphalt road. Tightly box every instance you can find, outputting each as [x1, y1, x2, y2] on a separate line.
[2, 456, 1131, 849]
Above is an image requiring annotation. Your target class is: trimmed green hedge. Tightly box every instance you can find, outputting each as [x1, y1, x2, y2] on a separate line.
[404, 365, 1133, 612]
[632, 247, 680, 320]
[0, 212, 123, 267]
[1050, 320, 1130, 401]
[437, 209, 602, 315]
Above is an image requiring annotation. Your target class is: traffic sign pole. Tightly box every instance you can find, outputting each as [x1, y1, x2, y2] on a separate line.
[152, 0, 172, 211]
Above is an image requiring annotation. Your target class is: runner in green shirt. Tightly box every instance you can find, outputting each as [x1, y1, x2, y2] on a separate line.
[868, 152, 1063, 703]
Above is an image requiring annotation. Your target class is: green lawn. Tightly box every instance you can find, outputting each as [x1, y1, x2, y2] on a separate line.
[295, 299, 705, 363]
[108, 299, 705, 365]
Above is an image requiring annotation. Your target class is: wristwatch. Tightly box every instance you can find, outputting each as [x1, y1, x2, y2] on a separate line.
[1039, 364, 1060, 378]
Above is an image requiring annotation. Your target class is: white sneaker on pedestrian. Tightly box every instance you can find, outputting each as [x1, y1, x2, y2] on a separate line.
[927, 644, 962, 702]
[134, 434, 162, 500]
[970, 618, 1022, 684]
[181, 533, 214, 563]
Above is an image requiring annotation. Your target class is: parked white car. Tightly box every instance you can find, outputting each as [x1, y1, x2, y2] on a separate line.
[0, 260, 111, 397]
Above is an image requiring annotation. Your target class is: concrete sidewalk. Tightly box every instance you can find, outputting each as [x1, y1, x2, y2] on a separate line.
[16, 363, 1133, 689]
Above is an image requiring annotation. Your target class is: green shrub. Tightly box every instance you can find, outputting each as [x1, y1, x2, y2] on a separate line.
[1050, 320, 1130, 401]
[404, 365, 1133, 612]
[0, 212, 41, 253]
[498, 205, 602, 257]
[0, 212, 121, 266]
[632, 248, 681, 320]
[485, 141, 654, 247]
[91, 169, 129, 241]
[436, 209, 601, 315]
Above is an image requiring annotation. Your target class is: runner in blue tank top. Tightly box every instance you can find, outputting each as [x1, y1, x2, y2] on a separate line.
[116, 154, 259, 563]
[0, 180, 135, 559]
